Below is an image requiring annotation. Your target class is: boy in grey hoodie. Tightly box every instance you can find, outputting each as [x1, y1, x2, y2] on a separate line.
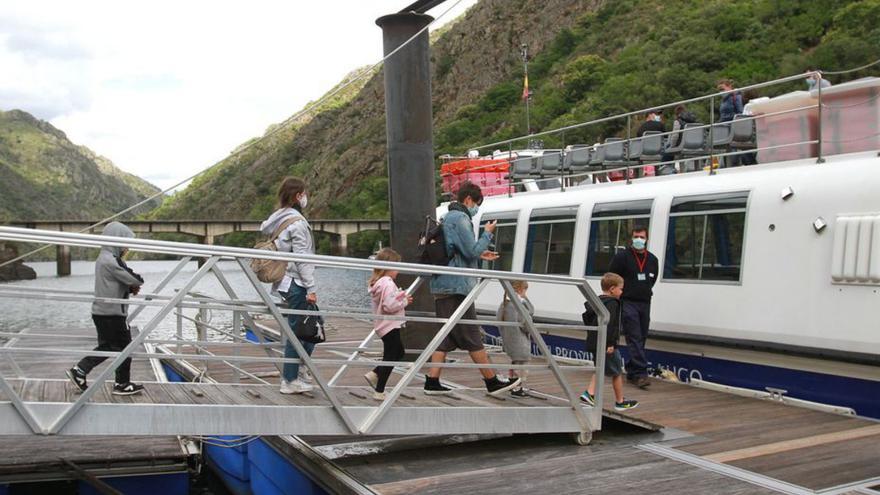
[66, 222, 145, 395]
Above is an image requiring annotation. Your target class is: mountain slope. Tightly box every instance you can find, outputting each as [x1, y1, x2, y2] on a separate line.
[0, 109, 162, 221]
[152, 0, 596, 221]
[153, 0, 879, 222]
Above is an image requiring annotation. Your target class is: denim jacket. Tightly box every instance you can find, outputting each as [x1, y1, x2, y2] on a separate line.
[719, 92, 743, 122]
[429, 203, 493, 296]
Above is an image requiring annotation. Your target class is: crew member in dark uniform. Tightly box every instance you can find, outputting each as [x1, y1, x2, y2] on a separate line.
[608, 225, 659, 389]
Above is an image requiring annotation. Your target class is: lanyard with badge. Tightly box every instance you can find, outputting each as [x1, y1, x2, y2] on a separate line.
[633, 248, 648, 281]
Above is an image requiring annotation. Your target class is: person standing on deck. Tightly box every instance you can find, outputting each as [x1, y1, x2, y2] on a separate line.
[261, 177, 319, 394]
[717, 78, 744, 123]
[608, 226, 659, 389]
[424, 181, 521, 397]
[66, 222, 145, 396]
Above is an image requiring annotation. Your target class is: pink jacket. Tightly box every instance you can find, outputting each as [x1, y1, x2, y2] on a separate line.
[369, 276, 409, 337]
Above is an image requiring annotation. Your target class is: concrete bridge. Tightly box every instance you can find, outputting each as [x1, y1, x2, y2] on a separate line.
[6, 219, 389, 275]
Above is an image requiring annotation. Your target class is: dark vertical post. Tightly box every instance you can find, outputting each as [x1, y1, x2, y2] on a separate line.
[376, 12, 436, 350]
[56, 245, 71, 277]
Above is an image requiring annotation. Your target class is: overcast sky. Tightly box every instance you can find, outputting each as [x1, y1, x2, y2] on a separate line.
[0, 1, 478, 190]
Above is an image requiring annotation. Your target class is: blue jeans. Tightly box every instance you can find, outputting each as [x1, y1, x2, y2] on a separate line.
[280, 284, 315, 382]
[622, 300, 651, 380]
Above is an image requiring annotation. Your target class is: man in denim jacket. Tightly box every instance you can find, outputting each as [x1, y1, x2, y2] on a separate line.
[424, 182, 521, 396]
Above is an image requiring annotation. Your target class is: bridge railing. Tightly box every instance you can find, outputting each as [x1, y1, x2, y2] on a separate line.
[0, 226, 607, 443]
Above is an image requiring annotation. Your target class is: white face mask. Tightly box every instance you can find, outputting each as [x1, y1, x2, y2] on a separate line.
[299, 194, 308, 209]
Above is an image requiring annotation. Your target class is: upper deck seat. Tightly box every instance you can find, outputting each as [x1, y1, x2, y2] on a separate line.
[511, 156, 534, 178]
[539, 151, 564, 176]
[602, 138, 628, 165]
[563, 145, 591, 174]
[627, 137, 644, 161]
[639, 131, 665, 162]
[730, 114, 756, 150]
[680, 123, 709, 158]
[711, 123, 733, 148]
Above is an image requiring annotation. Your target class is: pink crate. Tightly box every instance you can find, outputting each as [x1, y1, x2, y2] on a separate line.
[750, 91, 818, 163]
[812, 77, 880, 156]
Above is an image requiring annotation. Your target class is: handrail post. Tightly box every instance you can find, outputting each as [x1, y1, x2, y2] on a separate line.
[176, 302, 183, 355]
[626, 114, 632, 184]
[816, 76, 825, 164]
[709, 96, 716, 175]
[577, 281, 609, 428]
[232, 310, 241, 383]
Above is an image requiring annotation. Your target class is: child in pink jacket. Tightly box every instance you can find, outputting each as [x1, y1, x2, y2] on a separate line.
[363, 248, 412, 400]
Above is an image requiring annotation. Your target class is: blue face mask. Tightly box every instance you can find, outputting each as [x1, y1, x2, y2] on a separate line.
[632, 237, 647, 250]
[468, 205, 479, 217]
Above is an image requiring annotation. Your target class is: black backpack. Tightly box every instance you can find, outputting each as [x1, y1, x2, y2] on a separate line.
[418, 217, 451, 266]
[582, 302, 600, 355]
[293, 302, 326, 344]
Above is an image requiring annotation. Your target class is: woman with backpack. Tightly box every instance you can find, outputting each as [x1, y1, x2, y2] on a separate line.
[259, 177, 319, 394]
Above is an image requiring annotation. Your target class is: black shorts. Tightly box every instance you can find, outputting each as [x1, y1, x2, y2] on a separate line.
[435, 295, 484, 353]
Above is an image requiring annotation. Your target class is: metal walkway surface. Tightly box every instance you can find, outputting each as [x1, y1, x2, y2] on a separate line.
[0, 227, 608, 441]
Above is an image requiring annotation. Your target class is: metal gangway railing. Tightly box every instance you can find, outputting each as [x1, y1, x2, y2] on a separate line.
[0, 226, 609, 445]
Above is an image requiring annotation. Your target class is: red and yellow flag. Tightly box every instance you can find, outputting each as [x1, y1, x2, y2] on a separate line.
[522, 74, 529, 101]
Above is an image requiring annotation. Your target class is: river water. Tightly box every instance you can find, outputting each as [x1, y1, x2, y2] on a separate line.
[0, 260, 371, 340]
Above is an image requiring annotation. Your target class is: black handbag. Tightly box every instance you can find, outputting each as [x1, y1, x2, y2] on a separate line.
[294, 302, 326, 344]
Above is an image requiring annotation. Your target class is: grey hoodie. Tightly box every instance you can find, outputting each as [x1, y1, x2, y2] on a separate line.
[92, 222, 144, 316]
[260, 207, 315, 292]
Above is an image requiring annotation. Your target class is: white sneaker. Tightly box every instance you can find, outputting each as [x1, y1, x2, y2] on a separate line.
[298, 368, 313, 384]
[364, 371, 378, 389]
[372, 391, 386, 401]
[280, 378, 314, 394]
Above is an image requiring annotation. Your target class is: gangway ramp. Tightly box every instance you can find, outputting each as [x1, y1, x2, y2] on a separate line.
[0, 226, 608, 441]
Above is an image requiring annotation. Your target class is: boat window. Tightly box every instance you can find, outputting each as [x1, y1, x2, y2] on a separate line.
[585, 200, 653, 277]
[524, 206, 577, 274]
[665, 191, 748, 282]
[479, 211, 518, 271]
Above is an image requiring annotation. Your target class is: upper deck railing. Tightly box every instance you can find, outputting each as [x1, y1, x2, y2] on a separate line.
[440, 70, 880, 196]
[0, 226, 608, 443]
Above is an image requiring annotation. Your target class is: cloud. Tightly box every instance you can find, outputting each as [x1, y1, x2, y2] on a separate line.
[0, 14, 94, 119]
[0, 1, 480, 190]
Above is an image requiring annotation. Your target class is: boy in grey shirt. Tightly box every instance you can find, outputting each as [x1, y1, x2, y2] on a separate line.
[66, 222, 145, 395]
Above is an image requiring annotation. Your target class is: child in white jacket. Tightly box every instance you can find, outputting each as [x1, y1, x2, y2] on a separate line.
[363, 248, 412, 400]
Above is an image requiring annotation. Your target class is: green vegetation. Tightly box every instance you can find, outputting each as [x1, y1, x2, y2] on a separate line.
[0, 109, 161, 222]
[435, 0, 880, 154]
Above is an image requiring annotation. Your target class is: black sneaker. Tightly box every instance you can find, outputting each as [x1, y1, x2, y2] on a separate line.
[614, 399, 639, 411]
[65, 367, 87, 392]
[112, 382, 144, 396]
[579, 391, 595, 406]
[510, 387, 528, 398]
[486, 376, 520, 396]
[424, 378, 452, 395]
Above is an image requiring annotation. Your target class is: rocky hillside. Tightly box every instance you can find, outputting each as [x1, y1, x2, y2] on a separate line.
[0, 109, 162, 222]
[152, 0, 879, 222]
